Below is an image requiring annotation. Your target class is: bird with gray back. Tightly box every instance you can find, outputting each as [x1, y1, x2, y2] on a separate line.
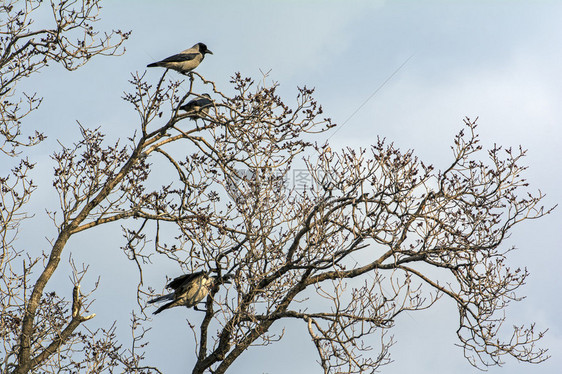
[148, 271, 231, 314]
[180, 93, 213, 120]
[147, 42, 213, 74]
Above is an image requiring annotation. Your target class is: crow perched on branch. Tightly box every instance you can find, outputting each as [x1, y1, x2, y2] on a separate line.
[180, 93, 213, 120]
[147, 42, 213, 74]
[148, 271, 230, 314]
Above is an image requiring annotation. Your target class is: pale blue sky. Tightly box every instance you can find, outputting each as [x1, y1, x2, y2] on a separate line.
[13, 1, 562, 373]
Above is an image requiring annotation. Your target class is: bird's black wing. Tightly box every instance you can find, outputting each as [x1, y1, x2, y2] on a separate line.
[180, 97, 213, 112]
[196, 98, 213, 108]
[158, 52, 200, 64]
[166, 271, 205, 290]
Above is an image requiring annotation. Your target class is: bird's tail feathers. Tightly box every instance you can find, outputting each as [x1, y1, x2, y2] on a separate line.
[148, 293, 174, 304]
[153, 300, 175, 315]
[147, 62, 160, 68]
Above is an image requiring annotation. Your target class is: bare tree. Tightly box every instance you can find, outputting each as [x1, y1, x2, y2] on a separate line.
[1, 1, 136, 373]
[0, 3, 554, 374]
[100, 71, 555, 372]
[150, 76, 553, 373]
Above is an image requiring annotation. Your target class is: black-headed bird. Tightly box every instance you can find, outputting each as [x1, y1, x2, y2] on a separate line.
[180, 93, 213, 120]
[148, 271, 228, 314]
[147, 43, 213, 74]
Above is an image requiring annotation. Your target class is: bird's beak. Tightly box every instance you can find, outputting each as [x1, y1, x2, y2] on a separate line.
[207, 50, 213, 55]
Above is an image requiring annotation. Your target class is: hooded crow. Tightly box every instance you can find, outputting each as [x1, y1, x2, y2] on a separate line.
[147, 43, 213, 74]
[180, 93, 213, 120]
[148, 271, 232, 314]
